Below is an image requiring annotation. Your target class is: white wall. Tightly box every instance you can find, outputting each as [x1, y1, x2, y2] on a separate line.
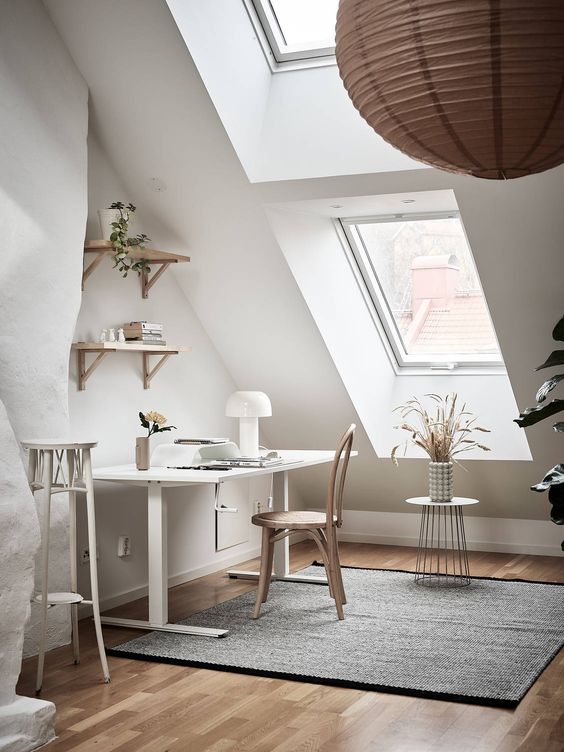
[0, 0, 87, 746]
[165, 0, 420, 182]
[72, 135, 266, 609]
[46, 0, 564, 546]
[265, 201, 530, 461]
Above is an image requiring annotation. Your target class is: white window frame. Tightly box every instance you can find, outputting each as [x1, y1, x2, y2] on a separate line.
[339, 212, 504, 372]
[243, 0, 336, 72]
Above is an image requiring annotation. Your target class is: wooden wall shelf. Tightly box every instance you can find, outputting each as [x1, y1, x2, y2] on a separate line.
[83, 240, 190, 298]
[72, 342, 191, 390]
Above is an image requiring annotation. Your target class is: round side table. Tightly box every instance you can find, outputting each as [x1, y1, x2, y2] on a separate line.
[405, 497, 479, 587]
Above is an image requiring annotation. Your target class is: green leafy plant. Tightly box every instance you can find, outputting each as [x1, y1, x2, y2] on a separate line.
[391, 392, 490, 465]
[108, 201, 151, 277]
[515, 315, 564, 548]
[139, 411, 177, 437]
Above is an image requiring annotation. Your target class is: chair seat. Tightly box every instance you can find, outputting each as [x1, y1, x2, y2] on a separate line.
[252, 510, 336, 530]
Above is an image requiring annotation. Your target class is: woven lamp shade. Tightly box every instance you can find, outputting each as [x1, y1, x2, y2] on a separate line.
[335, 0, 564, 179]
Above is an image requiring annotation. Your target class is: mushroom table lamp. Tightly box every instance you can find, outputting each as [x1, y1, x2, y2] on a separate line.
[225, 391, 272, 458]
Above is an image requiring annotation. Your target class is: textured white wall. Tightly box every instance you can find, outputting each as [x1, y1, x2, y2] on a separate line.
[0, 0, 87, 747]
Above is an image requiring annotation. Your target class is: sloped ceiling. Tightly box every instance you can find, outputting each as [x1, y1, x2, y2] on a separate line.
[45, 0, 564, 521]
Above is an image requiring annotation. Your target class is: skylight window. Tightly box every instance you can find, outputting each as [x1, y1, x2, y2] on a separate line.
[342, 213, 503, 370]
[248, 0, 338, 65]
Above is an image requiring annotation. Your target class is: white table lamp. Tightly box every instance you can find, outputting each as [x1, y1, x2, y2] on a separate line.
[225, 391, 272, 457]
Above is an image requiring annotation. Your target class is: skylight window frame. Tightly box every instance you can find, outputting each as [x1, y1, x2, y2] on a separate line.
[244, 0, 337, 71]
[339, 212, 504, 373]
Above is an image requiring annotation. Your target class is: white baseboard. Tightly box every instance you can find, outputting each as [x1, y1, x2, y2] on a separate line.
[329, 509, 563, 557]
[86, 543, 262, 616]
[83, 514, 560, 619]
[87, 536, 310, 618]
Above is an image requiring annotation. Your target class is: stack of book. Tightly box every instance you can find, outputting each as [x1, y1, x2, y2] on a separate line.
[123, 321, 166, 346]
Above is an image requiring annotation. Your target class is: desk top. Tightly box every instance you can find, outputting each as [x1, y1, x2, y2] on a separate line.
[93, 450, 357, 486]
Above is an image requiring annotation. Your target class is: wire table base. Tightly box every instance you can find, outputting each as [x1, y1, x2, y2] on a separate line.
[409, 498, 478, 588]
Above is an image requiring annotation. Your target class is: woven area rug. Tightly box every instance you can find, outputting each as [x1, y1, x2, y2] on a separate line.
[107, 564, 564, 707]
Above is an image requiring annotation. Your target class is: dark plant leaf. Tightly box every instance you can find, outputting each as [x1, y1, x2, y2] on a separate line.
[515, 399, 564, 427]
[536, 374, 564, 403]
[139, 411, 149, 429]
[156, 425, 177, 433]
[554, 422, 564, 432]
[531, 464, 564, 492]
[548, 484, 564, 524]
[535, 351, 564, 371]
[553, 316, 564, 342]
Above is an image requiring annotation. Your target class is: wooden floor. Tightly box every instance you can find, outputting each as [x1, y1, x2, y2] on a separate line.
[17, 542, 564, 752]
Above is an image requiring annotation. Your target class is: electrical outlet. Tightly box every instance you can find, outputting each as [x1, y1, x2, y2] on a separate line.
[253, 500, 265, 515]
[80, 547, 99, 565]
[118, 535, 131, 557]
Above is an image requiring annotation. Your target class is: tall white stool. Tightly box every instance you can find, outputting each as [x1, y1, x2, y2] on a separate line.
[22, 439, 110, 692]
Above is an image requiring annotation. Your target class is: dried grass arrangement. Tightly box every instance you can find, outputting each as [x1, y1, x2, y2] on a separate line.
[391, 393, 491, 465]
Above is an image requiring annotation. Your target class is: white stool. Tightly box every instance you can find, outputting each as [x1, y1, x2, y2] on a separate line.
[22, 439, 110, 691]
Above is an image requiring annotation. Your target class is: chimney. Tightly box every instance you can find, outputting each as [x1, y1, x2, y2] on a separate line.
[411, 254, 459, 315]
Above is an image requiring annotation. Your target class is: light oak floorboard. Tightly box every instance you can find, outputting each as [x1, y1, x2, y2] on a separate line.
[17, 542, 564, 752]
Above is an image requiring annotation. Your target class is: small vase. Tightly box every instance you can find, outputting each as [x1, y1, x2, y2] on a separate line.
[98, 208, 120, 240]
[97, 208, 136, 240]
[136, 436, 150, 470]
[429, 461, 453, 502]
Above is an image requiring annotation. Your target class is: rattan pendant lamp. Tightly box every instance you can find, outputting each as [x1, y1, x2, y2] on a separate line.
[335, 0, 564, 179]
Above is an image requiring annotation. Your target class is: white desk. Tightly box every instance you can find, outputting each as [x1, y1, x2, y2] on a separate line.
[94, 450, 354, 637]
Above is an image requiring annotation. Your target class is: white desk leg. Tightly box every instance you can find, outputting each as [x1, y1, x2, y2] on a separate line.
[228, 470, 328, 586]
[148, 482, 167, 626]
[272, 471, 290, 577]
[101, 482, 228, 637]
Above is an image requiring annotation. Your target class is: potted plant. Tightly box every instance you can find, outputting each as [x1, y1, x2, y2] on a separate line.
[515, 315, 564, 548]
[105, 201, 151, 278]
[136, 411, 177, 470]
[391, 393, 491, 501]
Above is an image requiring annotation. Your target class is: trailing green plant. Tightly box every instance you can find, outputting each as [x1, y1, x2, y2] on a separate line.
[515, 314, 564, 549]
[108, 201, 151, 277]
[391, 392, 490, 465]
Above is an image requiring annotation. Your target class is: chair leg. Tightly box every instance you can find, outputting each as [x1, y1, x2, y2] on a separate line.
[67, 450, 80, 665]
[310, 529, 343, 620]
[316, 529, 334, 599]
[253, 527, 272, 619]
[36, 450, 53, 693]
[262, 531, 276, 603]
[83, 449, 111, 683]
[326, 526, 344, 621]
[330, 526, 347, 606]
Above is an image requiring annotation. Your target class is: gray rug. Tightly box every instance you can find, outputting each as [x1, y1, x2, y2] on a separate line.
[107, 565, 564, 707]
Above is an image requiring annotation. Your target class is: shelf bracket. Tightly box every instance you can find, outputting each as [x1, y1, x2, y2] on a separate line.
[141, 262, 172, 299]
[77, 350, 109, 391]
[82, 252, 106, 290]
[143, 352, 173, 389]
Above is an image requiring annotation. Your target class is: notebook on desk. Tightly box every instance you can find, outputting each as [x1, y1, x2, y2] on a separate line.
[201, 457, 286, 469]
[174, 438, 230, 445]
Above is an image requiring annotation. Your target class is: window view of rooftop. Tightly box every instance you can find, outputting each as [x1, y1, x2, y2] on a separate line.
[345, 216, 502, 366]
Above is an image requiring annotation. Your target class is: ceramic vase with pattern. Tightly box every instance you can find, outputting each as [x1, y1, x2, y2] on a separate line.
[136, 436, 150, 470]
[429, 461, 453, 502]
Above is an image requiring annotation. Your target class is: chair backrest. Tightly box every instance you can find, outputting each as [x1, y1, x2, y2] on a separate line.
[326, 424, 355, 528]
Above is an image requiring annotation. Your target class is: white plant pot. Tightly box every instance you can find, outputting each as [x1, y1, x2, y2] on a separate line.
[429, 461, 453, 502]
[97, 208, 136, 240]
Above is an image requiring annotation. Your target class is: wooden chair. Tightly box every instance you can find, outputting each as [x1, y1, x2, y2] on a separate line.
[251, 424, 356, 620]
